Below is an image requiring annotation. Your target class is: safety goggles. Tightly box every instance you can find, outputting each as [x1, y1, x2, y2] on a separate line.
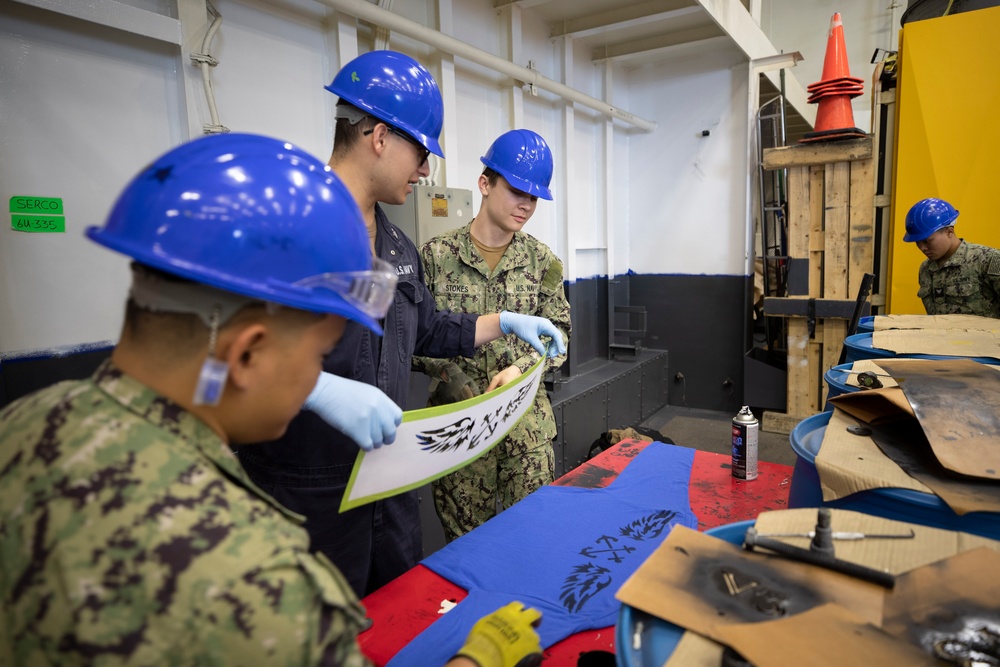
[363, 125, 430, 165]
[388, 127, 431, 165]
[295, 257, 398, 320]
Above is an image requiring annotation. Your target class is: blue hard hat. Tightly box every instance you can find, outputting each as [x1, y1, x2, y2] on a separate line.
[480, 129, 554, 200]
[87, 133, 396, 334]
[325, 50, 444, 158]
[903, 197, 959, 242]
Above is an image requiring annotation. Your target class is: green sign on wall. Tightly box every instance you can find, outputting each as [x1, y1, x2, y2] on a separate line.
[9, 196, 66, 233]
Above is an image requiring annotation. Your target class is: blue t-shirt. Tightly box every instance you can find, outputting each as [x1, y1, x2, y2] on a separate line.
[388, 442, 697, 666]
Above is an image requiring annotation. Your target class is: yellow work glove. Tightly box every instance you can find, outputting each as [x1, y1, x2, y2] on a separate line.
[454, 601, 543, 667]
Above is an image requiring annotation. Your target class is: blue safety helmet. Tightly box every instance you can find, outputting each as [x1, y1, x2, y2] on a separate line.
[87, 133, 396, 334]
[480, 129, 554, 200]
[903, 197, 960, 243]
[325, 50, 445, 159]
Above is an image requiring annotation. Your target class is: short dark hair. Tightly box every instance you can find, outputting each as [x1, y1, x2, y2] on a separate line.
[121, 264, 322, 359]
[122, 298, 206, 358]
[481, 166, 502, 188]
[332, 103, 379, 159]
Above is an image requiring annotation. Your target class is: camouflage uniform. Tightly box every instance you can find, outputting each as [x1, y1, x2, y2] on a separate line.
[0, 362, 370, 667]
[918, 240, 1000, 318]
[414, 223, 571, 542]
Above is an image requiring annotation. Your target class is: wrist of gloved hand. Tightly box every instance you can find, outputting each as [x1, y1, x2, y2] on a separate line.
[498, 311, 567, 358]
[454, 601, 543, 667]
[428, 362, 480, 406]
[302, 372, 402, 451]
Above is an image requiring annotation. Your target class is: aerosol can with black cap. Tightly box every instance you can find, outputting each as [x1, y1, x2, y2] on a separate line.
[731, 406, 758, 481]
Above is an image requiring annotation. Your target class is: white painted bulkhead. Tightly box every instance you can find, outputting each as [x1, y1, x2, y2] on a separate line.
[0, 0, 895, 358]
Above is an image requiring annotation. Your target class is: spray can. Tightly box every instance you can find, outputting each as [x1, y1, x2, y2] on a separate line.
[731, 406, 758, 481]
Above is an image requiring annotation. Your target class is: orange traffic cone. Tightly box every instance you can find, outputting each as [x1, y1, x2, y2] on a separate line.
[819, 13, 853, 84]
[810, 95, 857, 136]
[800, 13, 866, 143]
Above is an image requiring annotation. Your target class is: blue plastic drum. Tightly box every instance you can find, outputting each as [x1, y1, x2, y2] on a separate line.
[856, 315, 875, 333]
[842, 333, 897, 362]
[823, 362, 859, 406]
[615, 520, 753, 667]
[788, 411, 1000, 540]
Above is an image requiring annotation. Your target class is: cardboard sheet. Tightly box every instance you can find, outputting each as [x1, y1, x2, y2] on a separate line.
[662, 631, 724, 667]
[753, 508, 1000, 575]
[828, 386, 914, 425]
[615, 526, 886, 644]
[871, 327, 1000, 360]
[830, 386, 913, 424]
[873, 313, 1000, 332]
[815, 408, 931, 502]
[876, 358, 1000, 480]
[882, 548, 1000, 660]
[623, 515, 1000, 666]
[717, 603, 939, 667]
[713, 509, 996, 666]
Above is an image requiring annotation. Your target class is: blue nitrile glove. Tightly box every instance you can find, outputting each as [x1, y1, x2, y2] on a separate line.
[303, 372, 403, 451]
[499, 311, 566, 357]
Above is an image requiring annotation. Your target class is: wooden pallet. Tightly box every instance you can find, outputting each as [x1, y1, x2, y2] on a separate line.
[760, 136, 875, 433]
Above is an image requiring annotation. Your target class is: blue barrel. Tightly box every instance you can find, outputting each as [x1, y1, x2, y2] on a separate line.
[856, 315, 875, 333]
[788, 411, 1000, 540]
[615, 520, 753, 666]
[843, 332, 1000, 365]
[842, 333, 894, 362]
[823, 362, 859, 406]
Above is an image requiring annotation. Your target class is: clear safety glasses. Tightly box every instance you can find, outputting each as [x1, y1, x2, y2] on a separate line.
[295, 257, 398, 320]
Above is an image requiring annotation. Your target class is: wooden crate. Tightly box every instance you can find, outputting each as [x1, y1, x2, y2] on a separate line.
[760, 137, 875, 433]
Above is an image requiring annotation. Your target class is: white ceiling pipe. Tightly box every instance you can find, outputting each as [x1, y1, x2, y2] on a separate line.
[314, 0, 657, 132]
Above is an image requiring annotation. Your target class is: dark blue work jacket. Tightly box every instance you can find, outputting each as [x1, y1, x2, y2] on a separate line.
[237, 206, 477, 597]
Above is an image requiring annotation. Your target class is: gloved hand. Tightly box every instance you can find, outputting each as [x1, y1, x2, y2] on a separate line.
[454, 601, 543, 667]
[428, 362, 480, 406]
[302, 372, 402, 452]
[499, 311, 566, 358]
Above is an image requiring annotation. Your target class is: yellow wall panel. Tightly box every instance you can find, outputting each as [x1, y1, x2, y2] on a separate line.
[889, 6, 1000, 313]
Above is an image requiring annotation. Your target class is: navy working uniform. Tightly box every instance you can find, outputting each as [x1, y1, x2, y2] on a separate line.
[917, 240, 1000, 318]
[237, 206, 478, 597]
[0, 363, 371, 666]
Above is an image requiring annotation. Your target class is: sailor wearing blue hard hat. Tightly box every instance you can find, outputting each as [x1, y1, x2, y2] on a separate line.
[415, 128, 570, 544]
[904, 197, 1000, 317]
[236, 51, 566, 599]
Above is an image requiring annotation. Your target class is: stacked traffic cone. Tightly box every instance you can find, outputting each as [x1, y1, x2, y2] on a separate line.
[800, 13, 867, 143]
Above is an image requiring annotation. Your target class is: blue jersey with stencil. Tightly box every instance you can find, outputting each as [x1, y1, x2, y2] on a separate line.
[387, 441, 697, 666]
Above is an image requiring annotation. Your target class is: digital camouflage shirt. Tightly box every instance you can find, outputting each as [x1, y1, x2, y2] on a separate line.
[0, 362, 370, 667]
[918, 240, 1000, 318]
[414, 223, 571, 445]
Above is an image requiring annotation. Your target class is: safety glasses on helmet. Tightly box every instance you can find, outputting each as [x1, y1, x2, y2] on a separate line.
[295, 257, 398, 320]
